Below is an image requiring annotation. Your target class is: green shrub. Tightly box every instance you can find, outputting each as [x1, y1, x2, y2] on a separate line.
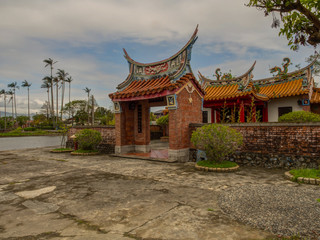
[191, 124, 243, 163]
[156, 114, 169, 126]
[24, 127, 36, 131]
[278, 111, 320, 122]
[75, 129, 102, 150]
[40, 125, 55, 130]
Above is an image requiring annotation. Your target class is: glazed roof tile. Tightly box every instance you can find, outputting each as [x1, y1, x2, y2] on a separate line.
[109, 73, 204, 101]
[205, 78, 308, 102]
[311, 88, 320, 103]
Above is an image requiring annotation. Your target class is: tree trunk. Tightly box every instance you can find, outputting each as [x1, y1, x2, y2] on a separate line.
[27, 87, 30, 120]
[56, 82, 58, 127]
[69, 82, 71, 120]
[4, 95, 6, 130]
[60, 81, 65, 120]
[50, 67, 55, 127]
[91, 95, 94, 126]
[14, 89, 17, 119]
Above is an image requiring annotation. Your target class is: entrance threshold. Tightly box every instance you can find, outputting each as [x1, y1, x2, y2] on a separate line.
[111, 140, 175, 163]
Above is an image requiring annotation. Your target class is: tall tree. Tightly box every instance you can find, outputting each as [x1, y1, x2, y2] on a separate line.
[65, 76, 73, 119]
[56, 69, 69, 120]
[246, 0, 320, 50]
[43, 58, 57, 124]
[41, 79, 51, 118]
[0, 90, 7, 130]
[0, 89, 4, 124]
[53, 76, 59, 125]
[21, 80, 32, 120]
[83, 87, 91, 125]
[7, 90, 14, 125]
[7, 82, 19, 119]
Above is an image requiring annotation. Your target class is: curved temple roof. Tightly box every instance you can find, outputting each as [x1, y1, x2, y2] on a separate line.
[202, 56, 318, 102]
[116, 25, 199, 92]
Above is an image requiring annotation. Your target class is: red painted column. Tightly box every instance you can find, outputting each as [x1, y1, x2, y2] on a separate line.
[263, 102, 268, 122]
[240, 101, 245, 123]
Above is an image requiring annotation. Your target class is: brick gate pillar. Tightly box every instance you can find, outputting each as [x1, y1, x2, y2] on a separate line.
[115, 102, 135, 154]
[134, 100, 150, 153]
[168, 84, 203, 162]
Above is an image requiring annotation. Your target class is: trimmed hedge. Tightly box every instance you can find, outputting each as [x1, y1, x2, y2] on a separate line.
[278, 111, 320, 123]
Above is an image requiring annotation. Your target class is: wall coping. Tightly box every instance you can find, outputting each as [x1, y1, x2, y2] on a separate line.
[69, 125, 115, 129]
[189, 122, 320, 127]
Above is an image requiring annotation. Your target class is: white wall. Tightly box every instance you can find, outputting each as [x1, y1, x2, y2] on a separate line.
[268, 96, 303, 122]
[203, 108, 212, 123]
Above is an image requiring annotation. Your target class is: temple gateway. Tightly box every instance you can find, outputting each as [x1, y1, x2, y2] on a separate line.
[109, 26, 320, 161]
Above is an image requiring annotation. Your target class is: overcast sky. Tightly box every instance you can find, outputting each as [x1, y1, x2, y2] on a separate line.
[0, 0, 318, 115]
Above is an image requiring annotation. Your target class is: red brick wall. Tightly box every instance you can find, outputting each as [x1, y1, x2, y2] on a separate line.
[68, 126, 115, 145]
[169, 86, 203, 150]
[189, 123, 320, 157]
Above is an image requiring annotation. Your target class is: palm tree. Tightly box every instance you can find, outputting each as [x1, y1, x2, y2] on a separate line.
[0, 90, 7, 130]
[7, 82, 19, 119]
[43, 58, 57, 124]
[7, 90, 14, 125]
[56, 69, 69, 120]
[65, 76, 73, 119]
[53, 76, 59, 125]
[41, 78, 51, 118]
[83, 87, 91, 124]
[0, 89, 5, 127]
[21, 80, 32, 120]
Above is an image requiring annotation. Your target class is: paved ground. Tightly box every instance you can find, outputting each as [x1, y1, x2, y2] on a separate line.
[0, 147, 319, 240]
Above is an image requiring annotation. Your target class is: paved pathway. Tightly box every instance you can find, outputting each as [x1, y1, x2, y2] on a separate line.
[0, 147, 318, 240]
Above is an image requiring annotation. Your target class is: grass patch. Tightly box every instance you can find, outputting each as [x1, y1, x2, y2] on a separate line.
[289, 168, 320, 180]
[207, 208, 214, 211]
[197, 160, 238, 168]
[72, 149, 99, 153]
[317, 199, 320, 203]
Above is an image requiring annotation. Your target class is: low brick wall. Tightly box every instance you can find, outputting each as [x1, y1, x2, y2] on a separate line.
[189, 123, 320, 169]
[67, 126, 115, 154]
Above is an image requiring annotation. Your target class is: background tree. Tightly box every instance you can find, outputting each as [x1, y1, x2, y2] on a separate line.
[41, 79, 51, 120]
[7, 82, 19, 119]
[57, 69, 68, 120]
[53, 76, 59, 125]
[65, 76, 73, 119]
[247, 0, 320, 50]
[16, 116, 29, 127]
[43, 58, 57, 124]
[95, 107, 115, 125]
[83, 87, 91, 124]
[62, 100, 87, 125]
[6, 90, 14, 125]
[0, 90, 7, 130]
[21, 80, 32, 120]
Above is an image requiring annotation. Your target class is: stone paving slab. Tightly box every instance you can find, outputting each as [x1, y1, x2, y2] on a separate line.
[0, 147, 318, 239]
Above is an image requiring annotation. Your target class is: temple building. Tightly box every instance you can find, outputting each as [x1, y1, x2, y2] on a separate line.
[199, 57, 320, 123]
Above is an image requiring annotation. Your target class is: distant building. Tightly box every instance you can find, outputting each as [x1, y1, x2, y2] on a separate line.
[199, 57, 320, 123]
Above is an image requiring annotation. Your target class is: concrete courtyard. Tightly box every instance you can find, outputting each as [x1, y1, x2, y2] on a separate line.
[0, 147, 319, 240]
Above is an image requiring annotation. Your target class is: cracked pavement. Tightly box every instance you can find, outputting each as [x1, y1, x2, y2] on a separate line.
[0, 147, 314, 240]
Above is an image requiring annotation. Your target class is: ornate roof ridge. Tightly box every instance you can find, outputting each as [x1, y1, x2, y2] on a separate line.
[117, 25, 199, 91]
[123, 25, 198, 67]
[253, 55, 318, 84]
[199, 61, 256, 85]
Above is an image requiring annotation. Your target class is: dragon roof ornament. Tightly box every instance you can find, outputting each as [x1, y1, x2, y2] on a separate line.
[116, 25, 199, 91]
[198, 61, 256, 89]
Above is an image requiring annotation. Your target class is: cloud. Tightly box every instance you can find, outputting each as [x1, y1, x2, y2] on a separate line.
[0, 0, 318, 114]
